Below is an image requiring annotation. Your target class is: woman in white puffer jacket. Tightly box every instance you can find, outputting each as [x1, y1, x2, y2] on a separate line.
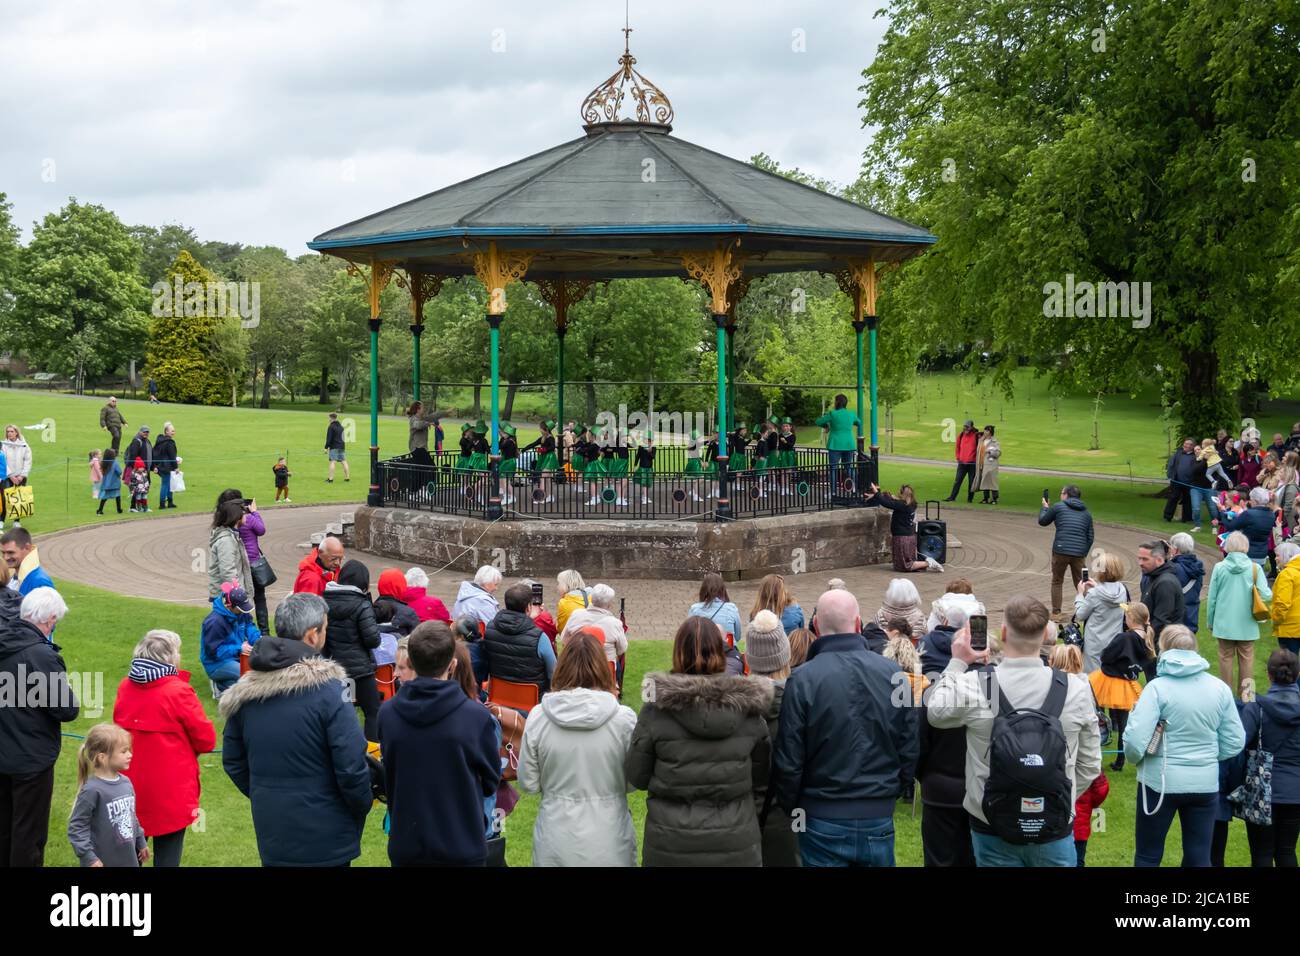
[518, 629, 637, 866]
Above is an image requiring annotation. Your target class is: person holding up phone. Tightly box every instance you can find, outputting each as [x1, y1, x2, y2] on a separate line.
[1039, 485, 1094, 619]
[864, 482, 943, 573]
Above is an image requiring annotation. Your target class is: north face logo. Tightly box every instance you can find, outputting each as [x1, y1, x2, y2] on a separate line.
[1019, 754, 1044, 767]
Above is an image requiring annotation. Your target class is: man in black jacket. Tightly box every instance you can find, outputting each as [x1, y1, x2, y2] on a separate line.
[1138, 540, 1186, 643]
[380, 621, 500, 866]
[1164, 439, 1197, 523]
[1038, 484, 1095, 617]
[772, 589, 918, 867]
[0, 587, 79, 866]
[325, 412, 350, 483]
[483, 583, 556, 697]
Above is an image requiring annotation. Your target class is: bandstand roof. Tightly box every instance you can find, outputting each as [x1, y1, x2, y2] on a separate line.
[308, 41, 935, 280]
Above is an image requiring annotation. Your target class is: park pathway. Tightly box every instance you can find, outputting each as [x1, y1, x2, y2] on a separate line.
[39, 504, 1215, 640]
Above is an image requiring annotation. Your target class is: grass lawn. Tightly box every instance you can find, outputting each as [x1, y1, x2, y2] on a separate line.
[42, 577, 1268, 867]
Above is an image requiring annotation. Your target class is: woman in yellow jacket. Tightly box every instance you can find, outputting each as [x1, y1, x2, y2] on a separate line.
[556, 568, 591, 634]
[1271, 541, 1300, 656]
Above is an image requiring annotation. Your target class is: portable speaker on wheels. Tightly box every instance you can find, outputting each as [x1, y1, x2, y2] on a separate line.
[917, 500, 947, 564]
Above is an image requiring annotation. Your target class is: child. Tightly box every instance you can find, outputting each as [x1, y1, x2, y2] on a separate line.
[1197, 438, 1232, 489]
[96, 449, 123, 515]
[273, 457, 292, 502]
[68, 723, 149, 867]
[129, 456, 150, 512]
[883, 625, 927, 704]
[1048, 644, 1110, 865]
[633, 432, 656, 505]
[1090, 601, 1156, 771]
[373, 602, 400, 668]
[89, 450, 102, 500]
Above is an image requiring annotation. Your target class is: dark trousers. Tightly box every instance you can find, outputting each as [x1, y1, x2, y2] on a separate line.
[1163, 485, 1192, 522]
[1211, 819, 1230, 867]
[921, 803, 976, 867]
[152, 828, 187, 867]
[1109, 708, 1130, 767]
[0, 766, 55, 867]
[252, 580, 269, 636]
[1245, 802, 1300, 867]
[1134, 789, 1216, 867]
[353, 673, 381, 742]
[108, 428, 122, 453]
[1075, 839, 1088, 867]
[948, 462, 976, 501]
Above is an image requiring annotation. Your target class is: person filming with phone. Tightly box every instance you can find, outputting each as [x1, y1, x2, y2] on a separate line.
[927, 594, 1102, 867]
[1039, 485, 1094, 620]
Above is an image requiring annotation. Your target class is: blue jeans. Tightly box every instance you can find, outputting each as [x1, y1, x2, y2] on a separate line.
[159, 471, 173, 506]
[1134, 790, 1216, 867]
[205, 658, 241, 693]
[799, 816, 894, 867]
[828, 449, 855, 495]
[970, 829, 1076, 867]
[1189, 486, 1218, 525]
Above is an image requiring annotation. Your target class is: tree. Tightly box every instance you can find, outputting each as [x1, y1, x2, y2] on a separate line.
[146, 251, 240, 404]
[0, 193, 19, 333]
[230, 246, 316, 407]
[859, 0, 1300, 438]
[301, 268, 374, 410]
[8, 199, 149, 393]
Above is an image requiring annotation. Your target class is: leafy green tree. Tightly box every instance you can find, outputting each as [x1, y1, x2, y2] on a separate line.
[860, 0, 1300, 438]
[301, 268, 376, 410]
[0, 193, 19, 333]
[146, 251, 238, 404]
[8, 199, 149, 393]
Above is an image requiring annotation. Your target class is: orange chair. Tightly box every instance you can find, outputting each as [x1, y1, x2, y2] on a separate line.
[375, 663, 397, 703]
[486, 676, 541, 715]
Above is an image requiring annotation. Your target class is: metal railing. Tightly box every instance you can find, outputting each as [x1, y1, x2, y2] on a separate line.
[377, 446, 878, 521]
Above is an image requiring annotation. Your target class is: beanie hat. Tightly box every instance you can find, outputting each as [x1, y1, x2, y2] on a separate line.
[746, 609, 790, 674]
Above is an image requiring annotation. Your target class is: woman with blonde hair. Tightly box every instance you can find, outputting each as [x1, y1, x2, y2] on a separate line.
[555, 569, 590, 634]
[884, 629, 928, 704]
[1074, 550, 1131, 673]
[749, 573, 805, 634]
[787, 628, 813, 669]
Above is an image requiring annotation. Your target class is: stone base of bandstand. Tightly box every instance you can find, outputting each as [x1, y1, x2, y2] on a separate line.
[353, 506, 891, 581]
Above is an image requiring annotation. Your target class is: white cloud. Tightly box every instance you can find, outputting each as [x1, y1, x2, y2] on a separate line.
[0, 0, 887, 251]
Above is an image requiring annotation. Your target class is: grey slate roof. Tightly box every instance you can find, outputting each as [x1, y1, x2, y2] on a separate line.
[308, 124, 935, 278]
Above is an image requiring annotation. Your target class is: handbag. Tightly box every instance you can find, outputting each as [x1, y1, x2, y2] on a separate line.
[250, 555, 278, 589]
[1227, 724, 1273, 826]
[170, 470, 186, 493]
[2, 484, 34, 519]
[1252, 564, 1270, 622]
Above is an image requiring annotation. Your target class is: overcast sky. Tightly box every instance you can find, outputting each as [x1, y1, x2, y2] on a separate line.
[0, 0, 889, 253]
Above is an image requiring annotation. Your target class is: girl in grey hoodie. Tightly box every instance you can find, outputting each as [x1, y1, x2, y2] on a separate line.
[1074, 552, 1131, 673]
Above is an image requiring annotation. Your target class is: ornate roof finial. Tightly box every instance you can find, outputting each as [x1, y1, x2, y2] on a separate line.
[580, 15, 673, 132]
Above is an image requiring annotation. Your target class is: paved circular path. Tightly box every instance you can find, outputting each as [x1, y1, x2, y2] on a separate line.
[39, 503, 1218, 640]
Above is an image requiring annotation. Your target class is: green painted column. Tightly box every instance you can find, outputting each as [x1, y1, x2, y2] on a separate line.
[367, 318, 382, 507]
[556, 326, 566, 439]
[486, 313, 503, 519]
[725, 322, 736, 433]
[714, 314, 731, 520]
[410, 324, 423, 404]
[853, 318, 866, 455]
[868, 313, 880, 486]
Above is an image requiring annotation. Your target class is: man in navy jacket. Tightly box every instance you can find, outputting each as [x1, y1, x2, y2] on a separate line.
[772, 589, 918, 867]
[380, 620, 500, 866]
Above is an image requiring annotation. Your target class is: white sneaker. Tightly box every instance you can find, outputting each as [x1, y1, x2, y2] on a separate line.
[544, 496, 554, 503]
[616, 498, 628, 507]
[587, 497, 599, 506]
[641, 496, 650, 504]
[925, 556, 945, 572]
[691, 492, 702, 501]
[1190, 526, 1201, 533]
[284, 498, 291, 503]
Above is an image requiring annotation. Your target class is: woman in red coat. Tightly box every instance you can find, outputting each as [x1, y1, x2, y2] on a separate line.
[113, 629, 217, 866]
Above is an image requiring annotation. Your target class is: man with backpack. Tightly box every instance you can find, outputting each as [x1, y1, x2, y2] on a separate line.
[927, 594, 1101, 866]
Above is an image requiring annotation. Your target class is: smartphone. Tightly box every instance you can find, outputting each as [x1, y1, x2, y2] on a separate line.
[1081, 566, 1090, 582]
[969, 614, 988, 651]
[242, 498, 254, 508]
[530, 581, 543, 605]
[1042, 488, 1050, 502]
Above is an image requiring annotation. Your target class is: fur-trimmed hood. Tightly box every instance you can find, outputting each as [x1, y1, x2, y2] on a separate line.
[642, 672, 773, 740]
[218, 639, 347, 718]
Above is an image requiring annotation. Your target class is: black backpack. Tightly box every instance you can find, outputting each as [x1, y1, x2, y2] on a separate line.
[980, 668, 1073, 845]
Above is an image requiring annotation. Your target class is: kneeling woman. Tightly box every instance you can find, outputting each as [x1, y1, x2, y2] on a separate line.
[625, 617, 772, 866]
[865, 482, 943, 573]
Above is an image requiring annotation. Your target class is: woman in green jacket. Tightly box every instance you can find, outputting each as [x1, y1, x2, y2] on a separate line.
[815, 394, 861, 494]
[1207, 531, 1274, 698]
